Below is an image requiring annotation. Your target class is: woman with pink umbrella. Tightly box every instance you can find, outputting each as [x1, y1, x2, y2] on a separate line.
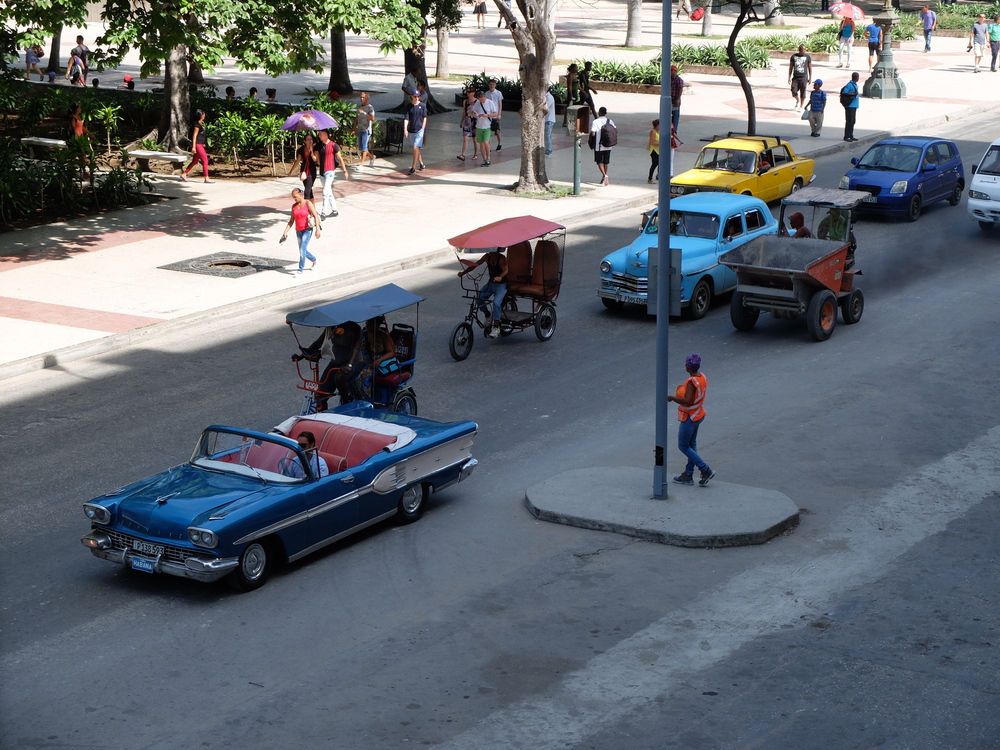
[282, 110, 339, 201]
[830, 4, 865, 69]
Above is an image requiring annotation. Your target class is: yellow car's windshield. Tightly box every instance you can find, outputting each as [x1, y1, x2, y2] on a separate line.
[695, 148, 756, 174]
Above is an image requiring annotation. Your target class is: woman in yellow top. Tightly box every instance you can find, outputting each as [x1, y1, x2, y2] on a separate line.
[647, 119, 660, 184]
[666, 354, 715, 486]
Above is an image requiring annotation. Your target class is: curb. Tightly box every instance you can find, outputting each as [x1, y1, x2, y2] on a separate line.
[0, 192, 655, 382]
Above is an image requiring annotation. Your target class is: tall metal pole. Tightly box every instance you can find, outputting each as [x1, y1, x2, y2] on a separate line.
[653, 4, 673, 499]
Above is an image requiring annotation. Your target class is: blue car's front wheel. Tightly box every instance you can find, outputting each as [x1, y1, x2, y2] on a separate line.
[905, 194, 922, 223]
[685, 278, 713, 320]
[230, 541, 271, 592]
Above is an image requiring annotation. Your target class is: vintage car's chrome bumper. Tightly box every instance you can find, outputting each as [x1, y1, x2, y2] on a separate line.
[81, 531, 239, 583]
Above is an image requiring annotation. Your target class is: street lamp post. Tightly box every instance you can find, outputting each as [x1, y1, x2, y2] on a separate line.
[863, 0, 907, 99]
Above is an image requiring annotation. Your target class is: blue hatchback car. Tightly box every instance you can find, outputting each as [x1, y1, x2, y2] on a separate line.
[598, 193, 779, 319]
[839, 136, 965, 222]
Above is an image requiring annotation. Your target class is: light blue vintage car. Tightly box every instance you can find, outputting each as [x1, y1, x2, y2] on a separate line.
[598, 193, 779, 319]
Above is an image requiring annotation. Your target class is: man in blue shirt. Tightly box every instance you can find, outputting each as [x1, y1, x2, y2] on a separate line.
[865, 22, 883, 72]
[921, 6, 937, 52]
[286, 432, 330, 479]
[841, 72, 860, 142]
[807, 80, 827, 137]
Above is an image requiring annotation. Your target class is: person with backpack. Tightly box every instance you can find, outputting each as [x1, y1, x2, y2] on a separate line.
[589, 106, 617, 187]
[840, 72, 860, 142]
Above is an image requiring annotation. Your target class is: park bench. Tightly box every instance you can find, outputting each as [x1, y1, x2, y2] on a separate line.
[127, 150, 189, 172]
[20, 137, 67, 159]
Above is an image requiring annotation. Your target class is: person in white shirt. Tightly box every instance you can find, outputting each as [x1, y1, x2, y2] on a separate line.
[589, 106, 615, 186]
[544, 87, 556, 156]
[473, 90, 498, 165]
[286, 431, 330, 479]
[485, 78, 504, 151]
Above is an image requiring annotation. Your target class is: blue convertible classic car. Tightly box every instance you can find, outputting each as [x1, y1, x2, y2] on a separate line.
[598, 193, 779, 319]
[81, 404, 478, 591]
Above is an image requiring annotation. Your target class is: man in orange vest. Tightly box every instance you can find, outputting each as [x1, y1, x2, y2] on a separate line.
[667, 354, 716, 486]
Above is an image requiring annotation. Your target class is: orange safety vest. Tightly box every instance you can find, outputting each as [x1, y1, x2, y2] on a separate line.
[676, 372, 707, 422]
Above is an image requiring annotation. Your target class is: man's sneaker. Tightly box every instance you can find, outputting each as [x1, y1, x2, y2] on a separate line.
[672, 473, 694, 486]
[483, 160, 491, 166]
[331, 210, 339, 217]
[699, 469, 716, 487]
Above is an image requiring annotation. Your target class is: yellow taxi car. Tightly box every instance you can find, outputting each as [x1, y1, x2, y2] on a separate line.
[670, 133, 815, 203]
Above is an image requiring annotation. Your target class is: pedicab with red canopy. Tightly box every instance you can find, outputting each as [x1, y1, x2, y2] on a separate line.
[447, 215, 566, 361]
[287, 283, 423, 415]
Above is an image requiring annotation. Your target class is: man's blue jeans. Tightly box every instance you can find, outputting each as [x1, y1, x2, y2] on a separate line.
[924, 29, 933, 51]
[678, 417, 709, 476]
[478, 281, 506, 319]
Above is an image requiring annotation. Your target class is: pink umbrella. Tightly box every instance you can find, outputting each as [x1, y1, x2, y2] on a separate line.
[281, 110, 339, 131]
[829, 3, 866, 20]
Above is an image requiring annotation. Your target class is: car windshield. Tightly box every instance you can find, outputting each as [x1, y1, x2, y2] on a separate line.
[857, 144, 921, 173]
[977, 145, 1000, 176]
[190, 429, 303, 484]
[668, 211, 720, 239]
[695, 148, 756, 174]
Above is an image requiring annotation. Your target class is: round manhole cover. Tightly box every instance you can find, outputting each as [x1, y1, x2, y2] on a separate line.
[207, 260, 252, 270]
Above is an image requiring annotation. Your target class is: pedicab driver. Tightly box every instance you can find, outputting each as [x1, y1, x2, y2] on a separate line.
[285, 431, 330, 479]
[458, 248, 508, 337]
[666, 354, 716, 487]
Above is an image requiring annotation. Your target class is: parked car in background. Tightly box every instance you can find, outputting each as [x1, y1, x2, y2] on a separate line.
[81, 404, 478, 591]
[839, 136, 964, 222]
[967, 136, 1000, 231]
[670, 134, 815, 203]
[598, 193, 779, 319]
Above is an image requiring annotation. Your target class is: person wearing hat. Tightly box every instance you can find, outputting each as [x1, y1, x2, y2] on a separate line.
[806, 79, 826, 137]
[402, 89, 427, 175]
[666, 354, 715, 487]
[118, 75, 134, 90]
[669, 65, 684, 133]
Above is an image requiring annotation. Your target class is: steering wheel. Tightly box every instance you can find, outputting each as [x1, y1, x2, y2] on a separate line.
[277, 457, 297, 477]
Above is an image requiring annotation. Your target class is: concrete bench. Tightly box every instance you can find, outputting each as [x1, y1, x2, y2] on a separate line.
[127, 150, 189, 172]
[21, 137, 68, 158]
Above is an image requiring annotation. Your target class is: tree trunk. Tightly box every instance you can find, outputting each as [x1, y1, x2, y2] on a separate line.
[188, 60, 205, 85]
[727, 19, 756, 135]
[327, 26, 354, 94]
[46, 28, 62, 74]
[387, 30, 450, 115]
[435, 26, 450, 79]
[498, 0, 556, 193]
[625, 0, 643, 48]
[764, 0, 784, 27]
[158, 45, 191, 151]
[701, 2, 714, 37]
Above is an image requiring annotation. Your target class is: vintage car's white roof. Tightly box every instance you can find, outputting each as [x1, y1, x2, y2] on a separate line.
[274, 413, 417, 451]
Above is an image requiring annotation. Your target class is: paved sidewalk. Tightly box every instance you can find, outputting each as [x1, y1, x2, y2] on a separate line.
[3, 4, 998, 382]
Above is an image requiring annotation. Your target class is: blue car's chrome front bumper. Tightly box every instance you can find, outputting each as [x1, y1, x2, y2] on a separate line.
[82, 530, 239, 582]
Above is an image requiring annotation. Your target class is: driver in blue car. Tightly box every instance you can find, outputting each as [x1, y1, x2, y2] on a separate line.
[458, 248, 508, 338]
[286, 431, 330, 478]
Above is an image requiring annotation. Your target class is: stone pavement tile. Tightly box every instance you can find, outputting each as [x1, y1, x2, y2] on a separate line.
[0, 296, 164, 333]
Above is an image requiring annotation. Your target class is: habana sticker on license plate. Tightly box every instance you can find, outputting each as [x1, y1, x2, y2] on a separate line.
[130, 555, 156, 573]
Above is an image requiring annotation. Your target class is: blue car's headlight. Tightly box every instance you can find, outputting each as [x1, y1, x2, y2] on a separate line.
[83, 503, 112, 525]
[600, 260, 612, 274]
[889, 180, 909, 194]
[969, 189, 990, 200]
[188, 527, 219, 549]
[839, 176, 851, 190]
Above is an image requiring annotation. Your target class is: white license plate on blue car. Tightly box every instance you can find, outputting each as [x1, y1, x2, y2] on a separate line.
[130, 556, 156, 573]
[618, 294, 645, 305]
[862, 195, 877, 203]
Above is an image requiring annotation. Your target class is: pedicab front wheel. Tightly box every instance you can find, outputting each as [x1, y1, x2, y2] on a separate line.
[449, 322, 474, 361]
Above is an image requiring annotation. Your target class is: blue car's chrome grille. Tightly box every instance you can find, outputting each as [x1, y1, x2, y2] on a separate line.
[610, 273, 648, 294]
[106, 529, 200, 565]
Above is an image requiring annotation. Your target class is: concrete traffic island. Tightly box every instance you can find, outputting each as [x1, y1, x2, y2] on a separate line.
[525, 467, 800, 548]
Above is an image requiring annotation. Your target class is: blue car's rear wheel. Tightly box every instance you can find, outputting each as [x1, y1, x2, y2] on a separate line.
[397, 484, 427, 524]
[229, 541, 271, 592]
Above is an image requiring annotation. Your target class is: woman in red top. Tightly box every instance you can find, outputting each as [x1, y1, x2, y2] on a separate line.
[280, 188, 322, 276]
[181, 110, 212, 183]
[666, 353, 715, 486]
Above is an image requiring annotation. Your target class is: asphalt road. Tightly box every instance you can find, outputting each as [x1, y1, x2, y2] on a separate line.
[1, 119, 998, 749]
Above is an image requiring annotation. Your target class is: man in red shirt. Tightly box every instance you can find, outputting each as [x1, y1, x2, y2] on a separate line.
[316, 129, 349, 219]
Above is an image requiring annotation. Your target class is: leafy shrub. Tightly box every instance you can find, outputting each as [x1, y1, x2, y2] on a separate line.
[461, 72, 522, 98]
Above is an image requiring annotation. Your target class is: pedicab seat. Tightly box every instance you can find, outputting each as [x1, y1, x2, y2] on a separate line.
[511, 240, 561, 301]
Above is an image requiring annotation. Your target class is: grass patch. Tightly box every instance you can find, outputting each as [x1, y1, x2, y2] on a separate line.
[602, 45, 660, 51]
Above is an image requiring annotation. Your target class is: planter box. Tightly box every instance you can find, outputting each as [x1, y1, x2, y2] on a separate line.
[933, 29, 970, 38]
[680, 64, 776, 77]
[591, 80, 662, 95]
[890, 40, 922, 49]
[768, 50, 837, 63]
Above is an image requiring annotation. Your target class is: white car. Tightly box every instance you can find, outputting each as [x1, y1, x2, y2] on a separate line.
[968, 137, 1000, 231]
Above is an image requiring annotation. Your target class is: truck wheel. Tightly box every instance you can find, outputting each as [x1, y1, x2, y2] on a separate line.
[807, 290, 838, 342]
[841, 288, 864, 324]
[449, 322, 473, 361]
[685, 278, 712, 320]
[730, 291, 759, 331]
